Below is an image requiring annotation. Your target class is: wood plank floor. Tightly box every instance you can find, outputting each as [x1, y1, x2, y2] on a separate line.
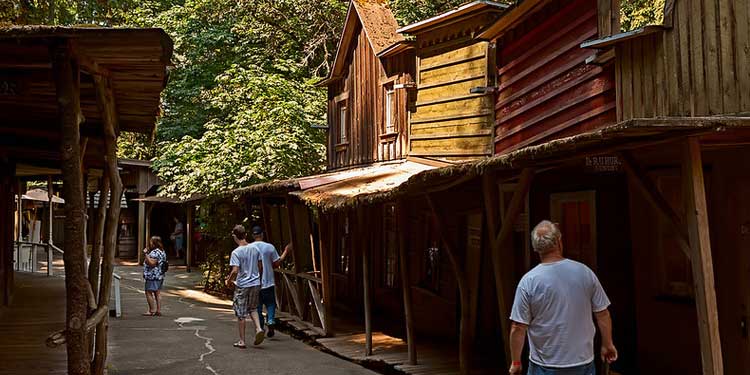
[318, 332, 461, 375]
[0, 272, 67, 375]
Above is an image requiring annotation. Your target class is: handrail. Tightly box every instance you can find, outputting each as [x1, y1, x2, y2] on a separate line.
[274, 268, 322, 284]
[49, 243, 64, 254]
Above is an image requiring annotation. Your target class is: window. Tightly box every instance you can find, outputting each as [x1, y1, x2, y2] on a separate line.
[382, 203, 398, 288]
[336, 214, 350, 275]
[385, 88, 395, 133]
[338, 105, 348, 143]
[420, 213, 440, 292]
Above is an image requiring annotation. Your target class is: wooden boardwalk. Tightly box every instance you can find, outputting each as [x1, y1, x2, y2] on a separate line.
[0, 272, 67, 375]
[318, 332, 461, 375]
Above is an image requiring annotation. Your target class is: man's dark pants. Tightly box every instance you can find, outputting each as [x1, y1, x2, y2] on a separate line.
[256, 285, 276, 329]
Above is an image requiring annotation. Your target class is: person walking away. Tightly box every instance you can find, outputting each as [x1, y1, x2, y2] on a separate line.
[509, 220, 617, 374]
[226, 225, 265, 348]
[171, 217, 184, 258]
[142, 236, 167, 317]
[250, 226, 290, 337]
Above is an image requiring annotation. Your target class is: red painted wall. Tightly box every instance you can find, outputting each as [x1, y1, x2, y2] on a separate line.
[494, 0, 616, 154]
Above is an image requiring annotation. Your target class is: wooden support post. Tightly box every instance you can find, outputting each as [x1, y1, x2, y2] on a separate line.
[620, 152, 692, 257]
[260, 197, 273, 244]
[318, 214, 334, 336]
[91, 74, 124, 375]
[359, 207, 372, 356]
[137, 194, 145, 265]
[88, 175, 108, 300]
[483, 168, 533, 364]
[426, 194, 471, 375]
[145, 204, 153, 252]
[47, 176, 54, 277]
[186, 204, 193, 272]
[396, 199, 417, 365]
[682, 138, 723, 375]
[52, 41, 90, 375]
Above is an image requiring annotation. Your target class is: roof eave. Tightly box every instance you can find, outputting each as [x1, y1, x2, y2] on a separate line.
[397, 1, 509, 35]
[581, 25, 667, 49]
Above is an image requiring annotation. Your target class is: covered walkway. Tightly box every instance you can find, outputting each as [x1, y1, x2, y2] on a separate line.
[0, 272, 66, 374]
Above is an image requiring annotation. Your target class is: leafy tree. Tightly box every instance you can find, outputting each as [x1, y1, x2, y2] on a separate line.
[151, 65, 326, 198]
[620, 0, 665, 31]
[388, 0, 468, 26]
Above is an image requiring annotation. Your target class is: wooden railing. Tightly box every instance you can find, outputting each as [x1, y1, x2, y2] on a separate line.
[274, 268, 327, 333]
[14, 240, 61, 276]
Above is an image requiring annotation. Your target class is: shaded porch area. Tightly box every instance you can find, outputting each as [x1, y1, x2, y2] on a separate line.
[0, 272, 66, 374]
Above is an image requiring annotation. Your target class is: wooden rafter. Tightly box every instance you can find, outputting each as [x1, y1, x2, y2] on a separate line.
[619, 151, 691, 258]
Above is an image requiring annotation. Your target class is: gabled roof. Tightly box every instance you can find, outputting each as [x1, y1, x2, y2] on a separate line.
[318, 0, 403, 86]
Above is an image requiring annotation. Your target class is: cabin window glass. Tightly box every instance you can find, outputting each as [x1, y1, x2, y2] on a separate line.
[336, 214, 350, 275]
[382, 203, 399, 288]
[385, 86, 395, 133]
[420, 214, 440, 292]
[655, 174, 694, 299]
[338, 104, 348, 144]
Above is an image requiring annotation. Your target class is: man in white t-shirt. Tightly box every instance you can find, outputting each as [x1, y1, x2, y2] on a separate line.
[226, 225, 264, 348]
[509, 220, 617, 374]
[250, 226, 289, 337]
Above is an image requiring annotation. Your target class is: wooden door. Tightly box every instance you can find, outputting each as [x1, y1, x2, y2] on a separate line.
[550, 191, 597, 270]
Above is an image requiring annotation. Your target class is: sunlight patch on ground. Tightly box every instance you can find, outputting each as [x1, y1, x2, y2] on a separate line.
[171, 289, 232, 307]
[174, 317, 205, 324]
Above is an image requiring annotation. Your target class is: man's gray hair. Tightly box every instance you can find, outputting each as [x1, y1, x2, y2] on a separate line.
[531, 220, 561, 253]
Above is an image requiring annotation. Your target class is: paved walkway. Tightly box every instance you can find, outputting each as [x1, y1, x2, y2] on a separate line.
[108, 266, 378, 375]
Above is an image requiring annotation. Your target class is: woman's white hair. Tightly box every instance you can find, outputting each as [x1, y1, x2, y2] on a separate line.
[531, 220, 561, 253]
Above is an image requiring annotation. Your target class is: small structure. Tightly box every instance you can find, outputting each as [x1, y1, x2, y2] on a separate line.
[0, 26, 172, 374]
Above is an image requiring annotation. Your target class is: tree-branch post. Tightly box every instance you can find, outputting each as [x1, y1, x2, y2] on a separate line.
[91, 75, 124, 375]
[52, 40, 91, 375]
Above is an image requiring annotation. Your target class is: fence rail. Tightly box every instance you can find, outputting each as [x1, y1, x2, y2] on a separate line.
[274, 268, 326, 333]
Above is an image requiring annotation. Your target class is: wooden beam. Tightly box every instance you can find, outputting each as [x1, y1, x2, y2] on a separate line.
[359, 207, 372, 356]
[425, 194, 471, 375]
[681, 138, 723, 374]
[620, 152, 691, 258]
[92, 74, 124, 375]
[52, 42, 91, 375]
[396, 199, 417, 365]
[486, 168, 533, 364]
[137, 194, 145, 265]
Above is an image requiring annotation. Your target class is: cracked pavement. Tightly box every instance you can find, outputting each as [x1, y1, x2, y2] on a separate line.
[107, 265, 378, 375]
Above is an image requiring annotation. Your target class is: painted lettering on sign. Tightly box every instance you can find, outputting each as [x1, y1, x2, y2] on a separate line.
[585, 155, 621, 172]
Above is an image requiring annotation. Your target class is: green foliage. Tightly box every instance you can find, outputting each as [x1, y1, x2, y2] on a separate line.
[117, 132, 155, 160]
[388, 0, 469, 26]
[0, 0, 136, 25]
[620, 0, 665, 31]
[152, 65, 326, 199]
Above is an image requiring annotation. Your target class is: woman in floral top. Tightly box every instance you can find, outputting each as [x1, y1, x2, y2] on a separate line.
[142, 236, 167, 316]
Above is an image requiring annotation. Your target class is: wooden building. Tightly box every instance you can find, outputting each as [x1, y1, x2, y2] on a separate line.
[0, 26, 172, 374]
[199, 0, 749, 374]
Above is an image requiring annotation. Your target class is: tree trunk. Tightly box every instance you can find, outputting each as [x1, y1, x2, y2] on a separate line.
[52, 41, 91, 375]
[91, 75, 123, 375]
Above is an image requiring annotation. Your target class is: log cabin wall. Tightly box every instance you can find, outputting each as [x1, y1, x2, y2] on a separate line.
[615, 0, 750, 120]
[494, 0, 616, 154]
[408, 11, 503, 162]
[325, 20, 412, 171]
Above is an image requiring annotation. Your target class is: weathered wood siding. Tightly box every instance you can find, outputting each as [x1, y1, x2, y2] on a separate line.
[411, 40, 495, 161]
[494, 0, 616, 154]
[617, 0, 750, 120]
[326, 23, 412, 170]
